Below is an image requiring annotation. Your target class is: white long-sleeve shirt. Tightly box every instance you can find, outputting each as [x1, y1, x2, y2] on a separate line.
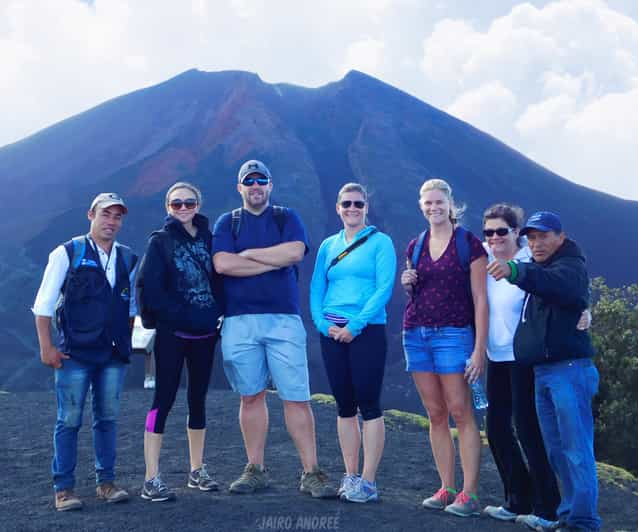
[32, 237, 137, 318]
[485, 245, 532, 362]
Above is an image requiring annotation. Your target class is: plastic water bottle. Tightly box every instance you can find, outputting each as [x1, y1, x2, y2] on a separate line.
[466, 359, 488, 410]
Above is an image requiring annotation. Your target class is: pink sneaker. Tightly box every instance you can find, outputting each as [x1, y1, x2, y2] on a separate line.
[422, 487, 457, 510]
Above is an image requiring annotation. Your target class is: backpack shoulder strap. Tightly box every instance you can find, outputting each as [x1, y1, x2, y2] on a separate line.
[63, 235, 88, 270]
[231, 208, 242, 239]
[272, 205, 287, 235]
[411, 230, 428, 268]
[454, 226, 471, 272]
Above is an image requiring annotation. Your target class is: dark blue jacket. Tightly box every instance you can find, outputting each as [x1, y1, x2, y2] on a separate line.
[56, 239, 134, 363]
[139, 214, 222, 335]
[513, 238, 595, 365]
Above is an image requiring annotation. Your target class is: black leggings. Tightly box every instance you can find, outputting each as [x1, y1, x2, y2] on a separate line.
[145, 328, 217, 434]
[319, 324, 386, 421]
[485, 359, 560, 519]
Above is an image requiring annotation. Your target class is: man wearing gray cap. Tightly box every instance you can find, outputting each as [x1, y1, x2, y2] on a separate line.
[213, 160, 335, 498]
[487, 211, 600, 532]
[32, 193, 138, 511]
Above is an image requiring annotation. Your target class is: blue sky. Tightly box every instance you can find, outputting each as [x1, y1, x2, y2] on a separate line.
[2, 0, 638, 199]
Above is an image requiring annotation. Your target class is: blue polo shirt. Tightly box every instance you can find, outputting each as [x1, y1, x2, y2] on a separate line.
[212, 206, 309, 317]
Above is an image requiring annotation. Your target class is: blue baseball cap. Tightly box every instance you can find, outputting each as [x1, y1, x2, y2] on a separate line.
[520, 211, 562, 236]
[238, 160, 272, 182]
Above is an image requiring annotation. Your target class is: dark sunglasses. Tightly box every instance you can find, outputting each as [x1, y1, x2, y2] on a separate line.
[483, 227, 513, 237]
[340, 200, 366, 209]
[241, 176, 270, 186]
[169, 198, 198, 210]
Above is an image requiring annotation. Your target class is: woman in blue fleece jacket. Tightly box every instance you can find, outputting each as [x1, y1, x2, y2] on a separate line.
[310, 183, 396, 504]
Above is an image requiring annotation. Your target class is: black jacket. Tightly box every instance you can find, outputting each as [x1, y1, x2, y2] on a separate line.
[139, 214, 222, 334]
[512, 238, 595, 365]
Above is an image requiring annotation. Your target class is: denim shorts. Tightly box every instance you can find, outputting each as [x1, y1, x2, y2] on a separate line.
[402, 325, 474, 374]
[221, 314, 310, 401]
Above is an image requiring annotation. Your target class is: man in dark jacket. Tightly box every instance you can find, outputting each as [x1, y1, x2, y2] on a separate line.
[487, 211, 600, 532]
[32, 193, 137, 511]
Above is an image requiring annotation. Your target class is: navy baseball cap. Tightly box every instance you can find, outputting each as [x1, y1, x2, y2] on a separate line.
[520, 211, 562, 236]
[238, 160, 272, 182]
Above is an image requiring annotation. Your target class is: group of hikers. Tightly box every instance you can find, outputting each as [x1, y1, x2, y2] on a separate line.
[32, 159, 600, 532]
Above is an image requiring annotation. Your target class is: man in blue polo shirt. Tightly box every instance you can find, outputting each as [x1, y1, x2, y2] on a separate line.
[213, 160, 335, 498]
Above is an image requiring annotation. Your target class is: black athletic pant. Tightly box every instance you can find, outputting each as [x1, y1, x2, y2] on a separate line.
[485, 359, 561, 519]
[145, 328, 217, 434]
[319, 324, 386, 421]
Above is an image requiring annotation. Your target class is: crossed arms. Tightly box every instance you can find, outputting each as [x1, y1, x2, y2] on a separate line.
[213, 241, 305, 277]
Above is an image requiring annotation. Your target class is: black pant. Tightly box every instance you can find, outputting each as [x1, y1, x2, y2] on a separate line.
[486, 359, 561, 519]
[319, 324, 386, 421]
[146, 328, 217, 434]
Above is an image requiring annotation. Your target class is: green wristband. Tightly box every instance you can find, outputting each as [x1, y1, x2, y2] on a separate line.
[507, 260, 518, 282]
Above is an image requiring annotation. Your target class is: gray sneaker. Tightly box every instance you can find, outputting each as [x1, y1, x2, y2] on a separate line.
[229, 463, 269, 494]
[444, 491, 481, 517]
[299, 466, 337, 499]
[338, 473, 360, 499]
[516, 514, 560, 531]
[188, 464, 219, 491]
[141, 475, 176, 502]
[484, 505, 518, 521]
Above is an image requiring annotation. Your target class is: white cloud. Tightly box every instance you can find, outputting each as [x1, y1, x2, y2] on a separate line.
[420, 0, 638, 199]
[341, 38, 386, 78]
[447, 82, 518, 140]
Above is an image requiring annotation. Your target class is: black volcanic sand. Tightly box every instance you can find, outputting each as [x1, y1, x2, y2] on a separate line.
[1, 390, 636, 532]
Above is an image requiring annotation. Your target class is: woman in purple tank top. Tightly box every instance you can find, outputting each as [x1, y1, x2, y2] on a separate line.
[400, 178, 488, 518]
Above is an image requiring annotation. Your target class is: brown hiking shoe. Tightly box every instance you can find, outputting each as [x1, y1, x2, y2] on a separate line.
[229, 463, 269, 494]
[96, 482, 129, 503]
[55, 490, 83, 512]
[299, 466, 337, 499]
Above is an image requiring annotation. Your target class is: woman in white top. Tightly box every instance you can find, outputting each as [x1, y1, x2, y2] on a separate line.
[482, 204, 562, 529]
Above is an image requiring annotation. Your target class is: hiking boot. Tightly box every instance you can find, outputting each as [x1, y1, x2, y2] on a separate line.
[96, 482, 129, 503]
[444, 491, 481, 517]
[229, 463, 269, 494]
[516, 514, 560, 531]
[188, 464, 219, 491]
[141, 475, 176, 502]
[299, 466, 337, 499]
[338, 473, 360, 499]
[422, 487, 457, 510]
[343, 478, 379, 503]
[55, 490, 83, 512]
[484, 505, 518, 521]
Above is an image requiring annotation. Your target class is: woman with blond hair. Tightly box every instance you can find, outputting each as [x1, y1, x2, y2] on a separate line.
[401, 178, 488, 518]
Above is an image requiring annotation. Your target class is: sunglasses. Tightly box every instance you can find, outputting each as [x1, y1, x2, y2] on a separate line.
[241, 176, 270, 186]
[340, 200, 366, 209]
[169, 198, 198, 210]
[483, 227, 513, 237]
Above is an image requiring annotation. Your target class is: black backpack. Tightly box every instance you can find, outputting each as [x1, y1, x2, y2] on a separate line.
[135, 231, 173, 329]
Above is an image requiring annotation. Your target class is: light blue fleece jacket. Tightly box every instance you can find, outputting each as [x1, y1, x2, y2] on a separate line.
[310, 225, 397, 338]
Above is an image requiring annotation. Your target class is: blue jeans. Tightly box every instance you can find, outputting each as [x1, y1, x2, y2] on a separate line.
[534, 358, 601, 531]
[53, 357, 127, 491]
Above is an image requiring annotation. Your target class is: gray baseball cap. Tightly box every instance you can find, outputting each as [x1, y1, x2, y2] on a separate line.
[90, 192, 128, 214]
[237, 160, 272, 182]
